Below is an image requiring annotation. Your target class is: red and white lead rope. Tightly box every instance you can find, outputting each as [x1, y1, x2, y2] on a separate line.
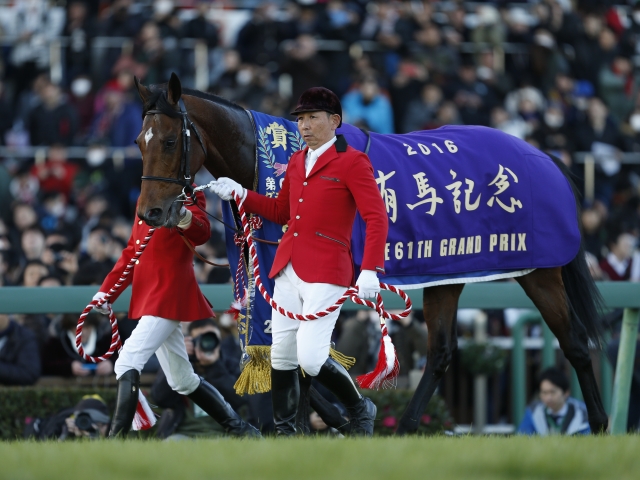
[74, 228, 157, 430]
[230, 190, 412, 389]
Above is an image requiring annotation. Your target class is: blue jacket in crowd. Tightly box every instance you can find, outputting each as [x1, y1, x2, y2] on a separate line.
[517, 397, 591, 436]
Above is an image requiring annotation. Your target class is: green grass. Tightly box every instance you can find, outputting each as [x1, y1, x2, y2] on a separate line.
[1, 436, 639, 480]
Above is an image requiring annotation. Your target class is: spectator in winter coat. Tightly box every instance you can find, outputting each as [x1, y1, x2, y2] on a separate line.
[27, 80, 79, 146]
[518, 367, 590, 436]
[0, 313, 41, 386]
[342, 76, 394, 134]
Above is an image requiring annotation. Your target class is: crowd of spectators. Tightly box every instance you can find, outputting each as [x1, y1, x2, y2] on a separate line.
[1, 0, 639, 280]
[1, 0, 639, 412]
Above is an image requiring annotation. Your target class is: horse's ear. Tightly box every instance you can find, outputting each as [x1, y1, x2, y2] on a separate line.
[167, 72, 182, 105]
[134, 76, 152, 104]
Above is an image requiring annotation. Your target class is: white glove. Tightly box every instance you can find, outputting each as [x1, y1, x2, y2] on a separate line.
[177, 205, 192, 229]
[355, 270, 380, 299]
[210, 177, 245, 202]
[92, 292, 111, 315]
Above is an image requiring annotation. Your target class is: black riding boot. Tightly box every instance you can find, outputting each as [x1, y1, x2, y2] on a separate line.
[108, 369, 140, 438]
[188, 378, 261, 438]
[296, 367, 312, 435]
[271, 368, 299, 436]
[315, 357, 377, 436]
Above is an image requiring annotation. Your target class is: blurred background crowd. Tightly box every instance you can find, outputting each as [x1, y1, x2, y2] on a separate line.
[1, 0, 640, 428]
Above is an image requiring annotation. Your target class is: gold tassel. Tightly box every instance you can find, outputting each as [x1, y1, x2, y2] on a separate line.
[330, 347, 356, 370]
[234, 345, 272, 395]
[233, 346, 356, 394]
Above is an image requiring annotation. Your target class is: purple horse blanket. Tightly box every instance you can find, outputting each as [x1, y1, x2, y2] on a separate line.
[337, 124, 580, 288]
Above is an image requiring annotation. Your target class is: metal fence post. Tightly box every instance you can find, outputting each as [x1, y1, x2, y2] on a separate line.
[473, 311, 488, 434]
[584, 153, 595, 205]
[511, 312, 543, 428]
[601, 331, 613, 414]
[542, 322, 555, 368]
[194, 41, 209, 92]
[610, 308, 640, 434]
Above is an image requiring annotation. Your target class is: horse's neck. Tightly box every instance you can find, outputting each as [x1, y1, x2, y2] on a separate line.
[187, 96, 256, 188]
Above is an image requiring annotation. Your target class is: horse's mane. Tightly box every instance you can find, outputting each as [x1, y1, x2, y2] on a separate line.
[143, 84, 245, 118]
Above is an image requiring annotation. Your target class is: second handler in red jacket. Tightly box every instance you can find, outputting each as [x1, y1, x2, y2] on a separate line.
[211, 87, 388, 436]
[93, 190, 260, 438]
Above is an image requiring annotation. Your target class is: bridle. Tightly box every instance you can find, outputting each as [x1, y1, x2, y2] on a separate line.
[141, 97, 207, 202]
[139, 94, 278, 269]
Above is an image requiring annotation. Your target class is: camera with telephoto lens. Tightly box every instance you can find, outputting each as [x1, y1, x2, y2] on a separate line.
[74, 412, 96, 434]
[193, 331, 220, 353]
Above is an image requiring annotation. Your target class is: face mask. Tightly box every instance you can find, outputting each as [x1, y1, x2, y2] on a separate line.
[86, 148, 107, 167]
[154, 0, 174, 16]
[71, 78, 91, 97]
[544, 113, 564, 128]
[476, 66, 493, 81]
[49, 201, 65, 218]
[630, 114, 640, 132]
[236, 69, 253, 86]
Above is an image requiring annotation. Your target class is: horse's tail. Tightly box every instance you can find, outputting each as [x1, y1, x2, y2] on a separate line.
[548, 154, 606, 347]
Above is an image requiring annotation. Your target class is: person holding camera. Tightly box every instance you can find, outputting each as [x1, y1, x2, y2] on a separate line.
[210, 87, 388, 436]
[92, 189, 260, 438]
[151, 319, 252, 439]
[25, 395, 111, 440]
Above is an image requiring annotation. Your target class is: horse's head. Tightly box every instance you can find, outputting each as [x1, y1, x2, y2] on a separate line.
[134, 73, 206, 227]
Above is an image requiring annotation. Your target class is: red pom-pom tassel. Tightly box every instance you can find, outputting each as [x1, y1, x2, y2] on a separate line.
[356, 323, 400, 390]
[132, 390, 157, 431]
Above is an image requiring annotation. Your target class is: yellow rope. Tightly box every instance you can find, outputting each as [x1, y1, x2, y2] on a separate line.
[329, 347, 356, 370]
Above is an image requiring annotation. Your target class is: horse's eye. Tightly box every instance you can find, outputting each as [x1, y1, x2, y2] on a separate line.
[165, 139, 176, 147]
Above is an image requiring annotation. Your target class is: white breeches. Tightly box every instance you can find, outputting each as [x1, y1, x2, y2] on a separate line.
[114, 315, 200, 395]
[270, 263, 346, 376]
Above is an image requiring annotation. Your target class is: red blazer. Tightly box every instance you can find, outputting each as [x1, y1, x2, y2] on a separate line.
[100, 190, 214, 322]
[243, 136, 388, 287]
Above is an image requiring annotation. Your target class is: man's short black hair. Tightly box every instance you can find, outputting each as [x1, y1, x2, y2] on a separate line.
[188, 318, 217, 334]
[539, 367, 570, 392]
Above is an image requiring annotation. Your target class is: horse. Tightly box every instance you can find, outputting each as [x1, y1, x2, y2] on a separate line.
[133, 73, 608, 435]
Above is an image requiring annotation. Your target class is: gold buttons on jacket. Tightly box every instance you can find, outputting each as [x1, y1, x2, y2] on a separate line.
[299, 198, 303, 202]
[294, 233, 298, 237]
[138, 220, 143, 225]
[136, 240, 140, 244]
[296, 215, 300, 219]
[136, 260, 140, 264]
[303, 182, 307, 186]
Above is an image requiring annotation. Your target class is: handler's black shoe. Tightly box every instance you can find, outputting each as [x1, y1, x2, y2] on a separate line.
[346, 396, 377, 437]
[109, 369, 140, 438]
[295, 367, 312, 435]
[188, 378, 262, 438]
[315, 357, 377, 437]
[271, 368, 299, 436]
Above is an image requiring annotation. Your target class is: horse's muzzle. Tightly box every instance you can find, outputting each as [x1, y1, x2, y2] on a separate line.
[139, 208, 165, 227]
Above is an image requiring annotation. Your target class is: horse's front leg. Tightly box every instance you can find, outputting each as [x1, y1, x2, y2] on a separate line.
[396, 284, 463, 435]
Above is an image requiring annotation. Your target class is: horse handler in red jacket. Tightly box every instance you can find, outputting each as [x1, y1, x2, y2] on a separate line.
[93, 190, 260, 438]
[211, 87, 389, 436]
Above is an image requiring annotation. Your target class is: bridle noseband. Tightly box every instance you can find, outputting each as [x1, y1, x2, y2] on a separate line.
[141, 97, 207, 201]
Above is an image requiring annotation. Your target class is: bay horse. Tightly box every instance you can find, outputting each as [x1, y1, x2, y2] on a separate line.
[134, 73, 607, 434]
